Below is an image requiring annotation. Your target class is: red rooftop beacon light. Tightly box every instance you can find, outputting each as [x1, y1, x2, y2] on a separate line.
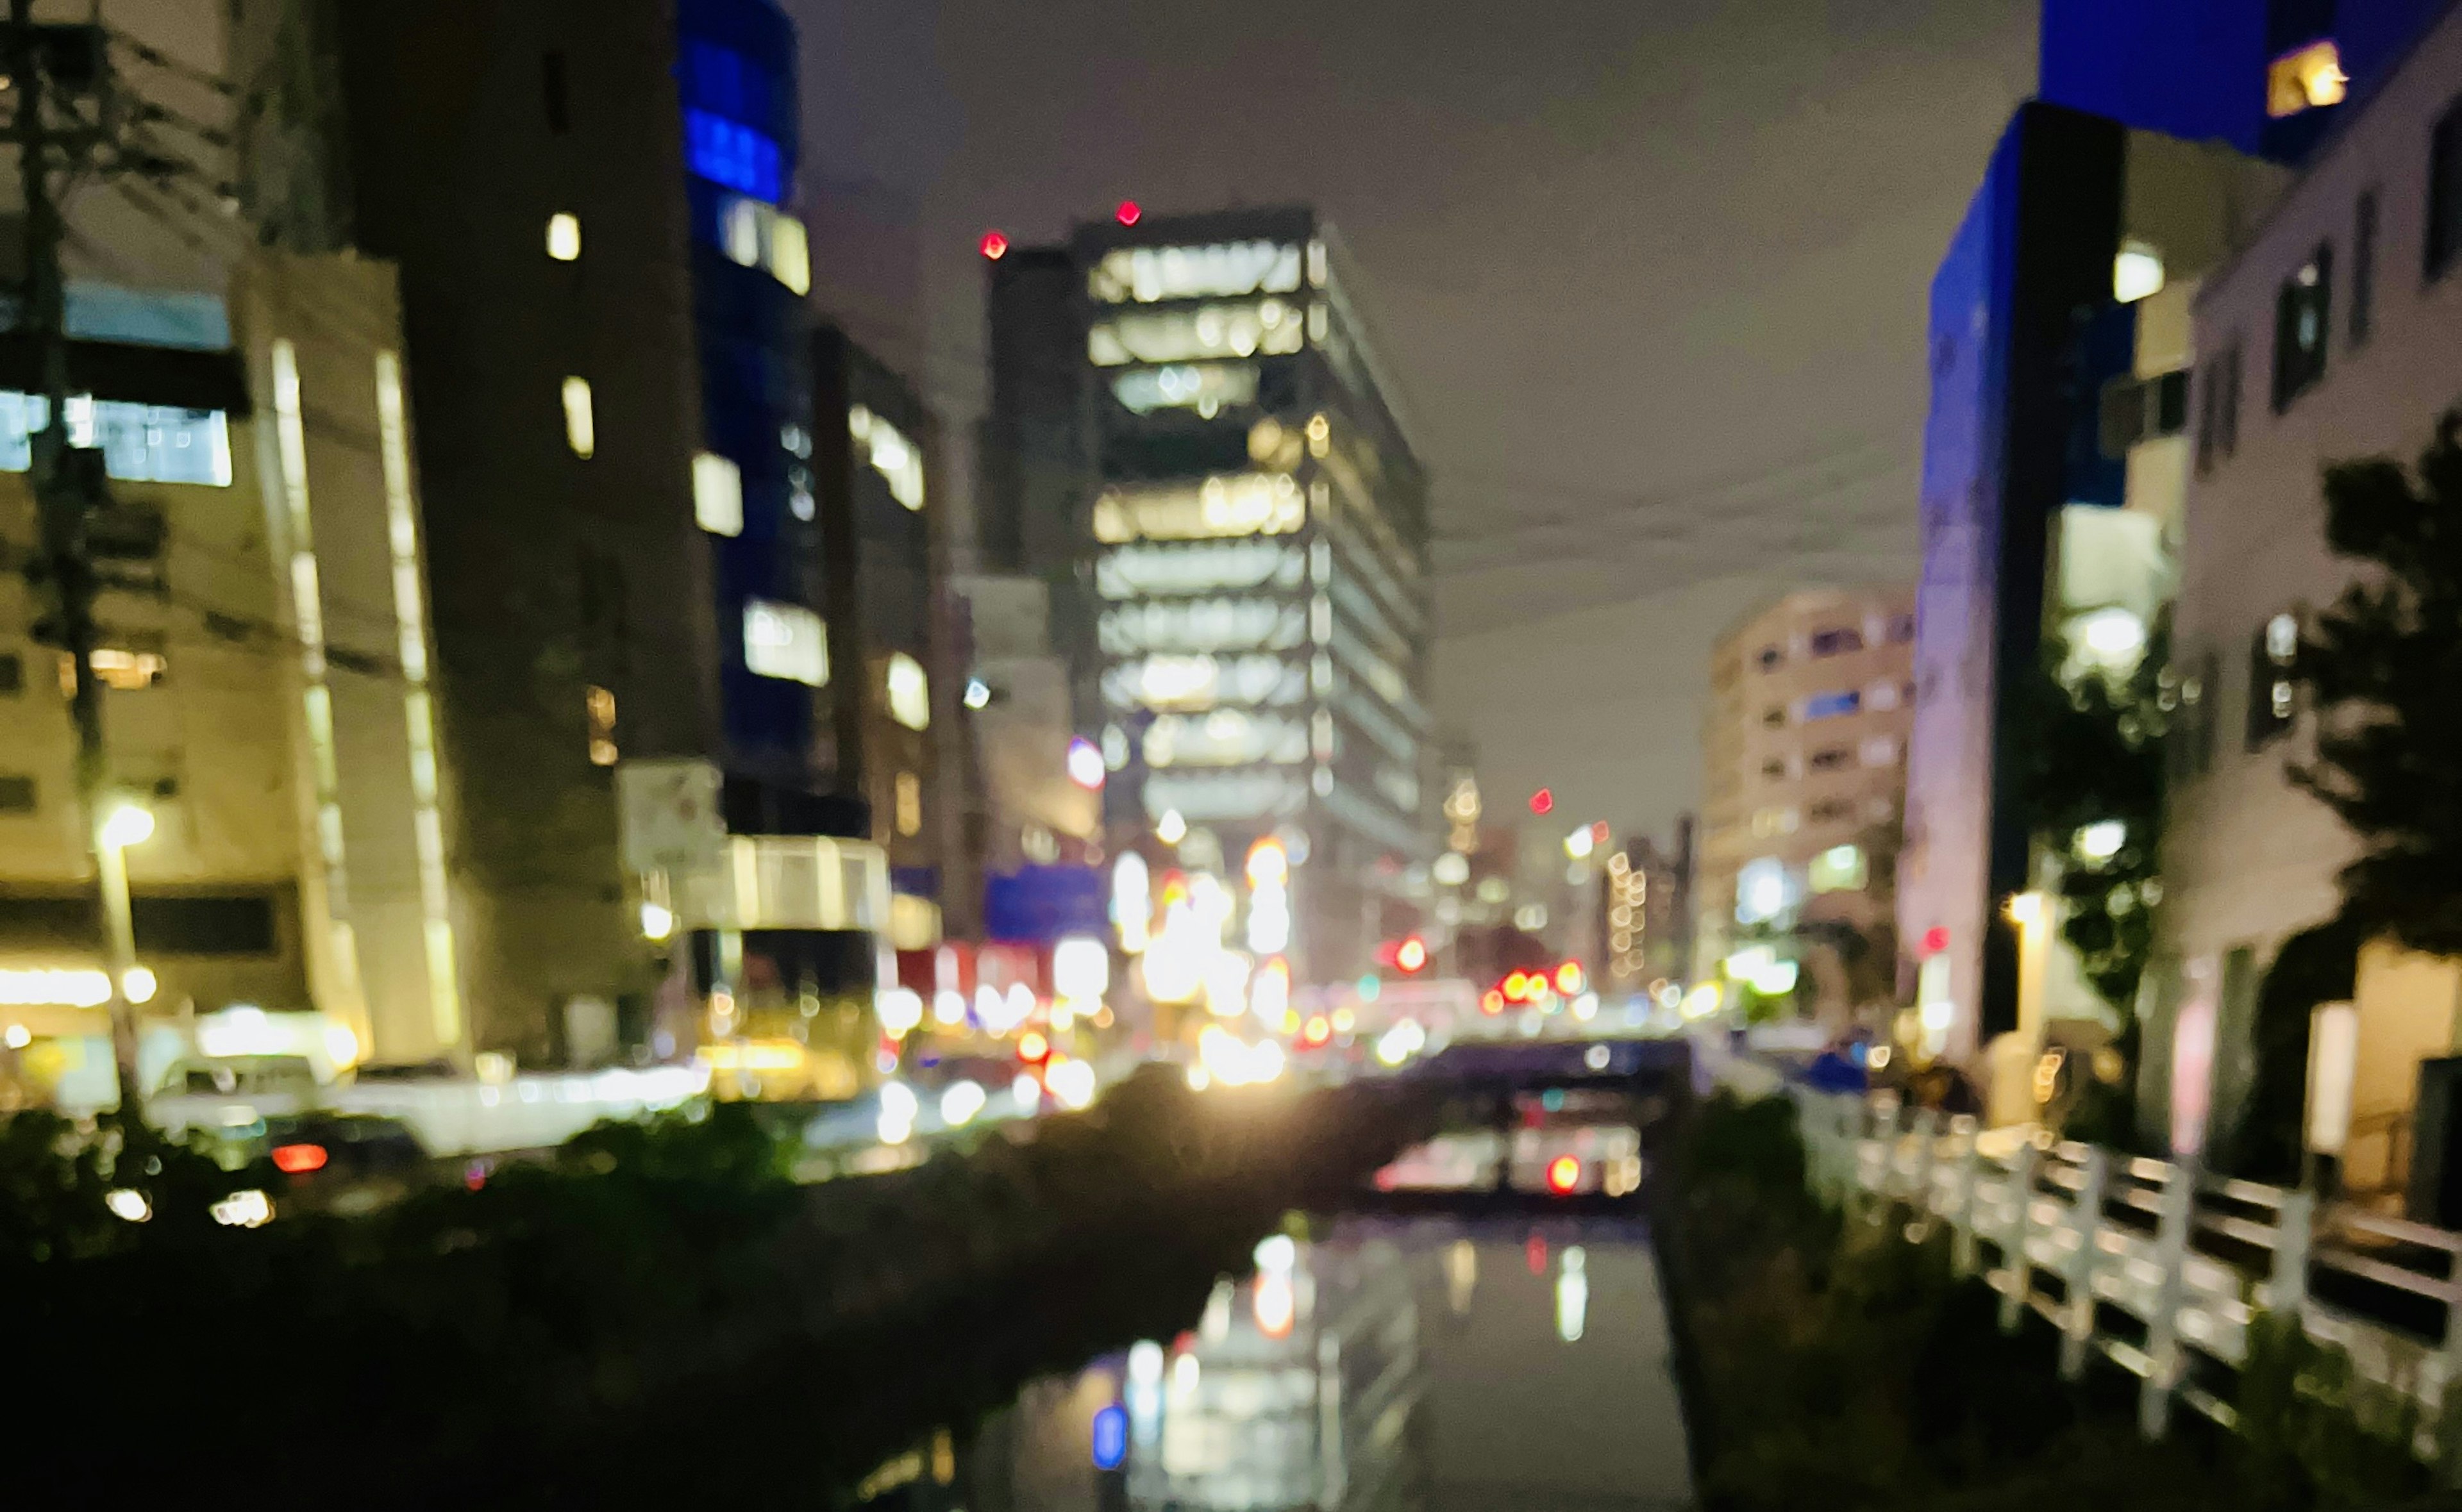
[1115, 199, 1142, 226]
[979, 229, 1010, 260]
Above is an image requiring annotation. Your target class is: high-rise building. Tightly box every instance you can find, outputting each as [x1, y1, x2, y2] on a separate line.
[982, 206, 1433, 990]
[1697, 588, 1914, 1017]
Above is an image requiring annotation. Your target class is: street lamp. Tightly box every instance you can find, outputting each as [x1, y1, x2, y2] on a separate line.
[99, 801, 153, 849]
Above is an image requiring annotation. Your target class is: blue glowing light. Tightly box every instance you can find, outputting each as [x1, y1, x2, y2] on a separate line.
[683, 109, 783, 203]
[1091, 1402, 1128, 1470]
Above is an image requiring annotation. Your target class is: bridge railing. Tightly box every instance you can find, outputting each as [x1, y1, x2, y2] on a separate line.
[1793, 1088, 2462, 1475]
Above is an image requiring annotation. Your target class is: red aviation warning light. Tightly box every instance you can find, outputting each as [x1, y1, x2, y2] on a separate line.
[1529, 788, 1554, 816]
[979, 229, 1010, 260]
[1115, 199, 1142, 226]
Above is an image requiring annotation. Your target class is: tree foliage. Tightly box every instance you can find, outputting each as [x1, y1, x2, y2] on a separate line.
[2292, 412, 2462, 956]
[2023, 615, 2170, 1011]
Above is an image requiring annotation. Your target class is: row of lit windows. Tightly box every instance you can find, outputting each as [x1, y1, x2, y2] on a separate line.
[1087, 240, 1311, 305]
[1096, 597, 1307, 657]
[1092, 472, 1304, 544]
[1111, 361, 1259, 417]
[1761, 736, 1898, 780]
[1101, 651, 1307, 713]
[1746, 795, 1895, 840]
[1758, 679, 1910, 727]
[0, 393, 231, 487]
[719, 197, 812, 295]
[1094, 539, 1306, 601]
[1752, 613, 1914, 670]
[1089, 298, 1310, 367]
[1142, 709, 1310, 769]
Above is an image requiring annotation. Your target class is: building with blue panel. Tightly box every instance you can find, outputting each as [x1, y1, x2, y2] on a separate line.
[2040, 0, 2449, 162]
[321, 0, 889, 1063]
[1898, 99, 2289, 1076]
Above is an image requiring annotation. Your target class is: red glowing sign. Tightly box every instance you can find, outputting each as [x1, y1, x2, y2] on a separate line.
[1115, 199, 1142, 226]
[1529, 788, 1554, 816]
[1545, 1155, 1582, 1195]
[979, 229, 1010, 260]
[271, 1143, 328, 1176]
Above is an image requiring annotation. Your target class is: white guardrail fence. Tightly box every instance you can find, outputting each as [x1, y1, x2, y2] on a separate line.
[1792, 1090, 2462, 1475]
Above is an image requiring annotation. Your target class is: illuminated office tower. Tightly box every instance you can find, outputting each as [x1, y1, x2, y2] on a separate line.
[984, 207, 1434, 986]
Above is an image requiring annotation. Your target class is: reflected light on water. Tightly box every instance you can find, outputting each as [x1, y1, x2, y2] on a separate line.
[1557, 1245, 1589, 1343]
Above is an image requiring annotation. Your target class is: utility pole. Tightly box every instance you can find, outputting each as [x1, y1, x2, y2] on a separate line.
[9, 1, 149, 1129]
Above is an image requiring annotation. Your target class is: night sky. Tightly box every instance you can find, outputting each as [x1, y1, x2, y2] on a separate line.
[796, 0, 2039, 845]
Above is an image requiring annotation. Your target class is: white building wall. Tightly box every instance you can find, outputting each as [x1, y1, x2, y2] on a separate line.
[2157, 6, 2462, 1140]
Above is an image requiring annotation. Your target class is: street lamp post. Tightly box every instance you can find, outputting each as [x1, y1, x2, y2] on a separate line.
[96, 799, 153, 1120]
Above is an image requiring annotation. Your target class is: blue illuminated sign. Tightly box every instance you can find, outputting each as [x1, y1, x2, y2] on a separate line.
[683, 108, 783, 203]
[1091, 1402, 1128, 1470]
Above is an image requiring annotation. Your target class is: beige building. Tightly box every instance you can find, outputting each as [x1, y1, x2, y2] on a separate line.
[2150, 5, 2462, 1178]
[1696, 586, 1916, 1014]
[0, 253, 462, 1099]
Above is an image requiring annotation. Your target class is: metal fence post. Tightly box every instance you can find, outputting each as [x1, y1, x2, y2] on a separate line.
[1909, 1109, 1941, 1229]
[2000, 1138, 2041, 1334]
[1950, 1115, 1982, 1277]
[2140, 1157, 2197, 1440]
[2267, 1188, 2313, 1316]
[2061, 1147, 2109, 1380]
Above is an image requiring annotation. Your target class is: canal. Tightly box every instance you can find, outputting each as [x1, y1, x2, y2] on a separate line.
[858, 1109, 1698, 1511]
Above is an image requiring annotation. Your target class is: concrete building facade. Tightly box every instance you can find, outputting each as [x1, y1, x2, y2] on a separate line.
[1697, 586, 1915, 1016]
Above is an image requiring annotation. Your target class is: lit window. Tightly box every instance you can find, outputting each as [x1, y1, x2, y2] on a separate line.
[772, 217, 810, 295]
[1093, 473, 1304, 544]
[693, 452, 744, 536]
[562, 376, 595, 458]
[0, 393, 230, 485]
[546, 213, 581, 262]
[1808, 844, 1866, 894]
[586, 685, 618, 767]
[2113, 240, 2165, 303]
[886, 652, 930, 731]
[1098, 598, 1306, 656]
[894, 770, 922, 837]
[1112, 362, 1259, 417]
[1802, 689, 1861, 721]
[1087, 298, 1306, 366]
[1735, 856, 1794, 924]
[1861, 735, 1898, 767]
[60, 647, 166, 694]
[2266, 39, 2346, 119]
[1087, 241, 1303, 304]
[848, 405, 924, 510]
[744, 599, 827, 686]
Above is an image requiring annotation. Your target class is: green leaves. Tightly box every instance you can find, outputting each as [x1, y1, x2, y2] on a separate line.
[2295, 413, 2462, 957]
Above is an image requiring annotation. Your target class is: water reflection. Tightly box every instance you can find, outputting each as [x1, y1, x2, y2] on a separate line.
[930, 1209, 1693, 1512]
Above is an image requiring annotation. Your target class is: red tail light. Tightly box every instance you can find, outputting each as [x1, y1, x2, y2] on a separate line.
[1545, 1155, 1581, 1195]
[271, 1143, 329, 1175]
